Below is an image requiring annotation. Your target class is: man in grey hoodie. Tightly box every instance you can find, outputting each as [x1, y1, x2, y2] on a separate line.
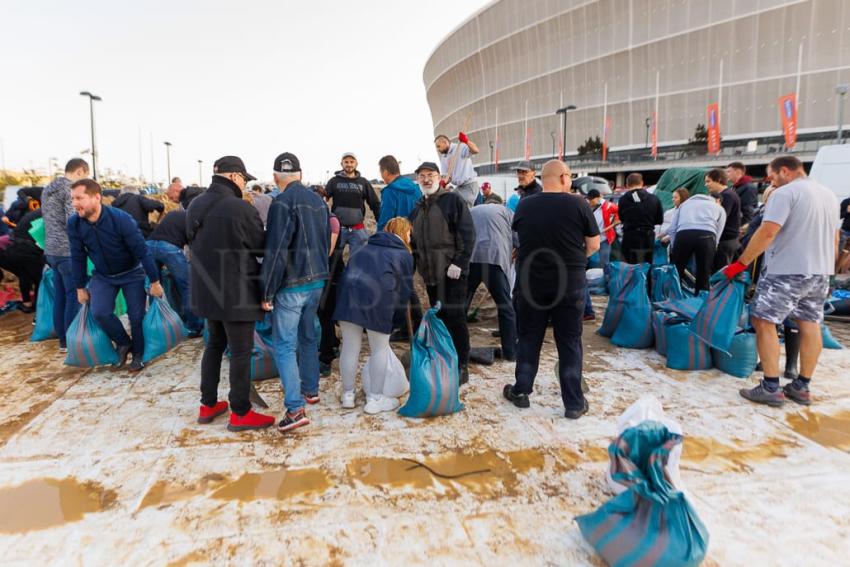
[667, 192, 727, 292]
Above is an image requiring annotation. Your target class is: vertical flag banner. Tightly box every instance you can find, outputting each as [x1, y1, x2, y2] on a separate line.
[706, 103, 721, 154]
[651, 111, 658, 158]
[558, 133, 564, 161]
[524, 127, 532, 161]
[602, 116, 612, 162]
[778, 93, 798, 149]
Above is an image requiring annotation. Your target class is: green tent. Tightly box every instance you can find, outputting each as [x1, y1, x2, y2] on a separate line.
[654, 167, 709, 210]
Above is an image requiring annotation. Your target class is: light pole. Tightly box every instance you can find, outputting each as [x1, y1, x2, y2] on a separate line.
[197, 160, 203, 185]
[164, 141, 172, 183]
[488, 140, 495, 173]
[837, 84, 849, 144]
[645, 117, 651, 148]
[555, 104, 577, 160]
[79, 91, 102, 180]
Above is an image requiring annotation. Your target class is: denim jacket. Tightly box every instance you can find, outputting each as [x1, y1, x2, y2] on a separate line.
[261, 181, 330, 301]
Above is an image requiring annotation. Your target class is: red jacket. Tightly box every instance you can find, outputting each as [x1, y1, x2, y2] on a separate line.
[597, 201, 619, 244]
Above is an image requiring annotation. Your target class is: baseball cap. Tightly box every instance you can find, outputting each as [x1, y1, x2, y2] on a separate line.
[511, 160, 534, 172]
[586, 189, 601, 199]
[213, 156, 256, 181]
[273, 152, 301, 174]
[415, 161, 440, 174]
[481, 181, 491, 189]
[341, 151, 357, 161]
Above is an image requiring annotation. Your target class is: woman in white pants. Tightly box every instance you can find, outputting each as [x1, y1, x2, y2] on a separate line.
[333, 218, 414, 414]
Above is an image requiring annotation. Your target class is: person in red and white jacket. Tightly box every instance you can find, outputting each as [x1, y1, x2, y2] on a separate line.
[586, 189, 618, 278]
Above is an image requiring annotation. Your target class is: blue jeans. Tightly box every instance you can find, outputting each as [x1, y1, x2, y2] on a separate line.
[339, 227, 368, 256]
[599, 240, 612, 280]
[466, 263, 517, 358]
[89, 266, 148, 357]
[146, 240, 203, 332]
[46, 255, 81, 347]
[272, 287, 323, 413]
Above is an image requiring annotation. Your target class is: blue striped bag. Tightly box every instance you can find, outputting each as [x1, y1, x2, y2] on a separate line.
[652, 240, 669, 266]
[142, 297, 187, 363]
[611, 267, 654, 349]
[665, 320, 712, 371]
[689, 271, 749, 354]
[577, 421, 709, 567]
[599, 262, 650, 340]
[31, 269, 57, 341]
[651, 265, 686, 303]
[249, 330, 278, 381]
[398, 304, 464, 418]
[652, 311, 677, 357]
[65, 303, 119, 367]
[651, 296, 705, 321]
[712, 331, 757, 378]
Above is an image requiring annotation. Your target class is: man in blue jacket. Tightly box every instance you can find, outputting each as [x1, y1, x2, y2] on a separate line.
[68, 179, 163, 371]
[261, 152, 330, 433]
[376, 155, 421, 231]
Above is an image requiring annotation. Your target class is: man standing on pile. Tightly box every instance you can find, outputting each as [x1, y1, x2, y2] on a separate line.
[410, 161, 476, 384]
[41, 158, 89, 352]
[435, 133, 480, 209]
[68, 179, 163, 372]
[726, 162, 759, 227]
[617, 173, 663, 265]
[724, 156, 840, 407]
[503, 160, 600, 418]
[325, 152, 380, 256]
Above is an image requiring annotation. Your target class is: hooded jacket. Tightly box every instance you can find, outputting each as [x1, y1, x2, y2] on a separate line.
[325, 170, 380, 228]
[376, 175, 422, 231]
[111, 192, 165, 237]
[733, 175, 758, 225]
[41, 176, 75, 257]
[409, 187, 476, 286]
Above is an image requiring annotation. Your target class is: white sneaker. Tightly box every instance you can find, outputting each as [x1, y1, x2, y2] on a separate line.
[364, 395, 400, 415]
[341, 390, 356, 409]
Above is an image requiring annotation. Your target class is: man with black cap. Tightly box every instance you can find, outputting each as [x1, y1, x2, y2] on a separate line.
[410, 161, 476, 384]
[325, 152, 380, 256]
[187, 156, 275, 432]
[262, 152, 330, 433]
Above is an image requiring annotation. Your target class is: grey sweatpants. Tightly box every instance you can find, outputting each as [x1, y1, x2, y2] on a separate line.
[339, 321, 392, 396]
[453, 180, 480, 210]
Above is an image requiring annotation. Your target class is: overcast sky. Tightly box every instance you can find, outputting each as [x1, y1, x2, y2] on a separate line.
[1, 0, 485, 185]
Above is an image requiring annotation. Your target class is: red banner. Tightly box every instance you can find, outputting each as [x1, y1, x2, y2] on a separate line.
[558, 133, 564, 161]
[706, 103, 721, 154]
[524, 127, 532, 161]
[651, 111, 658, 158]
[602, 116, 611, 162]
[778, 93, 798, 149]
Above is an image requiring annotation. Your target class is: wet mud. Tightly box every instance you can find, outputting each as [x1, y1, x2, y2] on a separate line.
[786, 410, 850, 452]
[0, 478, 116, 533]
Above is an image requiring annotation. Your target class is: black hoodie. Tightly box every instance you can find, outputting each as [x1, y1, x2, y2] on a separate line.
[325, 170, 380, 227]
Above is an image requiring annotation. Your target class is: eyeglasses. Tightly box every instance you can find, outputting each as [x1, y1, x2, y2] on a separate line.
[418, 172, 439, 179]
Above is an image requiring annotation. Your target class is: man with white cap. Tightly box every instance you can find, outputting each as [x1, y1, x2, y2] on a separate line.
[325, 152, 380, 256]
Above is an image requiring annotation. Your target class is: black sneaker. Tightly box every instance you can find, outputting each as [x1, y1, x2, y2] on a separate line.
[740, 381, 786, 407]
[782, 380, 812, 406]
[113, 345, 131, 369]
[564, 399, 589, 420]
[278, 408, 310, 433]
[503, 384, 530, 408]
[319, 362, 332, 377]
[460, 364, 469, 385]
[128, 357, 144, 373]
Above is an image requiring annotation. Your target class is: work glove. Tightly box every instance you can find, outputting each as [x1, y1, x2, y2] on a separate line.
[439, 179, 448, 189]
[458, 131, 469, 145]
[721, 260, 748, 280]
[447, 264, 462, 280]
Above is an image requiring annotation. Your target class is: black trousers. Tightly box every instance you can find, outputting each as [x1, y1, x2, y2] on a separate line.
[201, 319, 254, 416]
[712, 238, 740, 272]
[671, 230, 716, 293]
[466, 263, 517, 358]
[513, 269, 586, 411]
[0, 241, 44, 303]
[426, 275, 470, 367]
[621, 229, 655, 265]
[318, 250, 344, 364]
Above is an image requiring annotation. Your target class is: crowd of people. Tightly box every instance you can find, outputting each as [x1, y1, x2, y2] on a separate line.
[0, 135, 844, 432]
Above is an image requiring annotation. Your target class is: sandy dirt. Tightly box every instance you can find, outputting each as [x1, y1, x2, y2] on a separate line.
[0, 295, 849, 566]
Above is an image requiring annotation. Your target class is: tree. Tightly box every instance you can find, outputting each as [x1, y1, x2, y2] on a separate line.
[691, 123, 708, 144]
[577, 135, 603, 156]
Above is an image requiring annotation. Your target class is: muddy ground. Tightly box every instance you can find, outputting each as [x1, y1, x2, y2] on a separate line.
[0, 294, 849, 566]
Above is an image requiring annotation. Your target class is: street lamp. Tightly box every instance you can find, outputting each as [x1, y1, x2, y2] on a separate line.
[197, 159, 203, 185]
[488, 140, 495, 173]
[837, 84, 849, 144]
[645, 117, 652, 148]
[164, 141, 172, 183]
[79, 91, 102, 180]
[555, 104, 577, 160]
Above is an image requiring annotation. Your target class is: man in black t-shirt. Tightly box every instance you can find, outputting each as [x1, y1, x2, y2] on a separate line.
[504, 160, 600, 419]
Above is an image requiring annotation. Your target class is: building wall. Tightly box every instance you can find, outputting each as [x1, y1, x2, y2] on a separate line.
[424, 0, 850, 165]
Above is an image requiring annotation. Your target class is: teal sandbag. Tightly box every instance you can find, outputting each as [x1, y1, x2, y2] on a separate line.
[256, 311, 274, 341]
[822, 324, 843, 350]
[247, 330, 278, 381]
[666, 320, 712, 370]
[651, 265, 686, 302]
[712, 331, 757, 378]
[398, 303, 464, 418]
[689, 271, 749, 354]
[653, 311, 677, 356]
[31, 269, 57, 341]
[65, 303, 119, 367]
[652, 296, 705, 320]
[142, 297, 187, 363]
[611, 266, 654, 349]
[599, 262, 650, 339]
[576, 421, 709, 567]
[652, 241, 669, 266]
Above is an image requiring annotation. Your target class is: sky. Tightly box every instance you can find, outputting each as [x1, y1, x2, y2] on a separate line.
[1, 0, 486, 185]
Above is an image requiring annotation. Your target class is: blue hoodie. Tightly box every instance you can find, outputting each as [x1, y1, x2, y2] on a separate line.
[377, 176, 422, 231]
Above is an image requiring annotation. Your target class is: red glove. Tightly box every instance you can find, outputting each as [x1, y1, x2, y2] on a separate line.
[458, 131, 469, 145]
[439, 179, 448, 189]
[722, 260, 748, 280]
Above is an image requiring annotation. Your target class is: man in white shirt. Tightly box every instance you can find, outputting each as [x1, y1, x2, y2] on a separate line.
[435, 133, 480, 209]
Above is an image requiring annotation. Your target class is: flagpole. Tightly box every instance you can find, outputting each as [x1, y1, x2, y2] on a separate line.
[602, 82, 608, 162]
[654, 70, 660, 160]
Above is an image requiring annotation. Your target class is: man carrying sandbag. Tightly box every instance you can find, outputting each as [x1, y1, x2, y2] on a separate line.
[68, 179, 163, 372]
[723, 156, 840, 406]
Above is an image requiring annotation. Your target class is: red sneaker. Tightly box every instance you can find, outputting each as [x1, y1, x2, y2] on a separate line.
[197, 401, 229, 424]
[227, 409, 275, 432]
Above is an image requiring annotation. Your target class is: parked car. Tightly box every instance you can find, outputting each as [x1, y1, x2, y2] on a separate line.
[572, 175, 611, 196]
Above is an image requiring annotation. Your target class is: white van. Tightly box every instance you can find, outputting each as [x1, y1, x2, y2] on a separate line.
[810, 145, 850, 200]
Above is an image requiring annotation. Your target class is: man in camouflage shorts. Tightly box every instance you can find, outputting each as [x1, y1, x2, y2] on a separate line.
[721, 156, 840, 407]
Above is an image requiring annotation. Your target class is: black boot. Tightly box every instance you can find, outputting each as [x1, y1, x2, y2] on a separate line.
[460, 364, 469, 385]
[783, 324, 800, 380]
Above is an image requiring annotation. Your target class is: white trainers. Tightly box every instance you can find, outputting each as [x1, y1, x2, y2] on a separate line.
[341, 390, 356, 409]
[364, 395, 399, 415]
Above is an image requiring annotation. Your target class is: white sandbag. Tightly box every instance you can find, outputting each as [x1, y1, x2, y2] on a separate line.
[606, 395, 684, 494]
[361, 348, 409, 399]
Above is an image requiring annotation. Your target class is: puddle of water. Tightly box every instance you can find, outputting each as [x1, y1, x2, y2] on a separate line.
[139, 474, 227, 510]
[786, 410, 850, 451]
[211, 468, 331, 502]
[0, 478, 115, 533]
[682, 437, 796, 473]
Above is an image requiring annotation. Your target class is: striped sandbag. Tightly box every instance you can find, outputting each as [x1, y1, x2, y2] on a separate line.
[712, 331, 758, 378]
[651, 265, 686, 302]
[577, 421, 709, 567]
[651, 296, 705, 320]
[31, 269, 57, 341]
[249, 331, 278, 381]
[652, 311, 677, 356]
[599, 262, 650, 339]
[142, 297, 187, 363]
[665, 321, 712, 371]
[65, 303, 119, 367]
[689, 271, 749, 355]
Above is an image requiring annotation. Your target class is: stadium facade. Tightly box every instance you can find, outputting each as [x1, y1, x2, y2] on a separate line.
[424, 0, 850, 172]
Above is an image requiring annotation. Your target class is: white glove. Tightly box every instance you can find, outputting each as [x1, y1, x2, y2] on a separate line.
[447, 264, 462, 280]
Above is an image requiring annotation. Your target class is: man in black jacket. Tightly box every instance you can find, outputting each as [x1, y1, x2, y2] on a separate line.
[512, 161, 542, 198]
[325, 152, 380, 256]
[617, 173, 663, 265]
[410, 162, 476, 384]
[187, 156, 275, 432]
[727, 162, 759, 226]
[112, 188, 165, 237]
[705, 168, 742, 271]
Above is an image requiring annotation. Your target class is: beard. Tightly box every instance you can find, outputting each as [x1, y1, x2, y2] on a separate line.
[421, 182, 439, 196]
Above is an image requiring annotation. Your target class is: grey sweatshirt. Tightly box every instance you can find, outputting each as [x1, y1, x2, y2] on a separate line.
[41, 176, 75, 257]
[667, 194, 727, 244]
